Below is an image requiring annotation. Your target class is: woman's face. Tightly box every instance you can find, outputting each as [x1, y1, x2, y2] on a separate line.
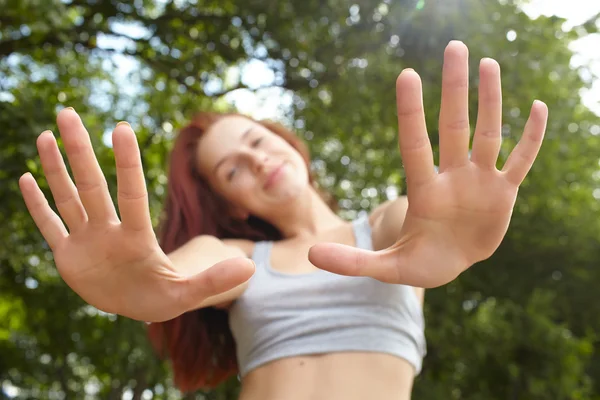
[196, 115, 310, 220]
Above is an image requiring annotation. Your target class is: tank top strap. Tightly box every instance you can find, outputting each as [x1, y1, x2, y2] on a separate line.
[252, 215, 371, 265]
[352, 213, 374, 251]
[251, 241, 274, 267]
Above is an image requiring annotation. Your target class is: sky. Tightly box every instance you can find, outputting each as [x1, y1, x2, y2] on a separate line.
[521, 0, 600, 116]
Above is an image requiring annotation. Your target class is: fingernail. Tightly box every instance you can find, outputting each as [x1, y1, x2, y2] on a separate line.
[116, 121, 131, 127]
[403, 68, 414, 73]
[65, 107, 74, 111]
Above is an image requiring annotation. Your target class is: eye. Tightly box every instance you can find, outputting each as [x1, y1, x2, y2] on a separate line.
[251, 137, 264, 147]
[227, 166, 238, 181]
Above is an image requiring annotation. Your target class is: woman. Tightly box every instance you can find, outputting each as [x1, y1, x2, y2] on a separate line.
[19, 41, 547, 399]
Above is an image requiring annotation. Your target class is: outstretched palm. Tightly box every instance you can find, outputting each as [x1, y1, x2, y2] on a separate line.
[20, 111, 254, 322]
[310, 41, 548, 288]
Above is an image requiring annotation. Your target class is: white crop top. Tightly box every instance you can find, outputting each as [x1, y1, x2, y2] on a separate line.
[228, 215, 427, 377]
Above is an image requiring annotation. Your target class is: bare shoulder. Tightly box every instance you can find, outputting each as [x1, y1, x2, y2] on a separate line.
[368, 196, 408, 226]
[369, 196, 409, 251]
[222, 238, 256, 257]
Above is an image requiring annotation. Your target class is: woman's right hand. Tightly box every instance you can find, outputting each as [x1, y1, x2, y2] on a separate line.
[19, 108, 255, 323]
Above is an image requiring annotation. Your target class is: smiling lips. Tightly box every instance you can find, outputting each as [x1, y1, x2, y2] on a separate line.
[263, 162, 286, 190]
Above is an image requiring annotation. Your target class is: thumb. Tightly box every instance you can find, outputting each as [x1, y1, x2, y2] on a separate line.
[308, 243, 400, 283]
[179, 257, 256, 309]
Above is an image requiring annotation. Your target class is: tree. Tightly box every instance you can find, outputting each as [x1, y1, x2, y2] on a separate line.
[1, 0, 599, 398]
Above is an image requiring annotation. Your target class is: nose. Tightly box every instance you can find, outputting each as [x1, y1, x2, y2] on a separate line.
[245, 149, 269, 173]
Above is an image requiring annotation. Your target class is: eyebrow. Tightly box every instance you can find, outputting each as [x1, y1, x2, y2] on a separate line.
[212, 127, 254, 174]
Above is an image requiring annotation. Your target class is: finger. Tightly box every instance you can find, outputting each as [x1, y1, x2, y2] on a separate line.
[308, 243, 400, 283]
[396, 69, 436, 189]
[178, 257, 256, 310]
[112, 122, 152, 231]
[37, 131, 87, 231]
[439, 41, 470, 170]
[19, 173, 68, 250]
[471, 58, 502, 169]
[309, 242, 462, 288]
[502, 100, 548, 185]
[56, 108, 118, 223]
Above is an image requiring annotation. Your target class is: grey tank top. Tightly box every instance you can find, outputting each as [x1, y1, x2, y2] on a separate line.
[228, 215, 427, 377]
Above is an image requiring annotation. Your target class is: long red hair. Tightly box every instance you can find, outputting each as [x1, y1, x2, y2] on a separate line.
[147, 111, 335, 392]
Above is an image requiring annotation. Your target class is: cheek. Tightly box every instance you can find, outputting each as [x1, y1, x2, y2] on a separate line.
[221, 174, 256, 198]
[268, 139, 296, 156]
[271, 143, 307, 172]
[291, 155, 309, 179]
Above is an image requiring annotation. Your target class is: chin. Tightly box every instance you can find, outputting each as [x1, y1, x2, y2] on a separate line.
[268, 178, 310, 204]
[274, 185, 304, 203]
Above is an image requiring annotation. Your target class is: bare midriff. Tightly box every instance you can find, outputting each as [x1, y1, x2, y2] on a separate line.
[238, 352, 415, 400]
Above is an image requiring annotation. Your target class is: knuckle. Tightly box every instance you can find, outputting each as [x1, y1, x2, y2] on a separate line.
[397, 105, 423, 118]
[54, 193, 77, 207]
[401, 134, 431, 152]
[446, 77, 468, 90]
[76, 179, 108, 194]
[118, 190, 147, 201]
[116, 162, 143, 170]
[443, 118, 470, 132]
[64, 141, 88, 157]
[477, 129, 499, 139]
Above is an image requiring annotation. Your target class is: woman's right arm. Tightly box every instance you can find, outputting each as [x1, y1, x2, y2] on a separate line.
[168, 236, 254, 309]
[19, 108, 255, 323]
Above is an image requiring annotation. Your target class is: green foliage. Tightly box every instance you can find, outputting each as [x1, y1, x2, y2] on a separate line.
[1, 0, 599, 398]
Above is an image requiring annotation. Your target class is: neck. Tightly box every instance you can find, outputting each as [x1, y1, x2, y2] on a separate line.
[266, 187, 343, 239]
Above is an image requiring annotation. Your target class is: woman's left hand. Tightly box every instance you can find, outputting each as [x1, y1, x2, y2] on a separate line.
[309, 41, 548, 288]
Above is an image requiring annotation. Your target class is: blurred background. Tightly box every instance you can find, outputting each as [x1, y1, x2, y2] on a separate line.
[1, 0, 600, 399]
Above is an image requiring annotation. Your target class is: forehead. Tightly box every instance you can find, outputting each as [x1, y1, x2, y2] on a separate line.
[196, 115, 257, 173]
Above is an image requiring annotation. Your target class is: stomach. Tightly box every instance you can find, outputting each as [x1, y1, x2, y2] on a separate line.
[237, 351, 416, 400]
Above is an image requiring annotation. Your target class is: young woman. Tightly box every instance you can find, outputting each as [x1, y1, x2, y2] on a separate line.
[19, 41, 548, 400]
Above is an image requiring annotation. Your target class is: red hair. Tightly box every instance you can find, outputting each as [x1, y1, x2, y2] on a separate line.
[147, 111, 335, 392]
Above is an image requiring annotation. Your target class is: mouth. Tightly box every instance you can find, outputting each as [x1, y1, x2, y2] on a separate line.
[263, 162, 286, 190]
